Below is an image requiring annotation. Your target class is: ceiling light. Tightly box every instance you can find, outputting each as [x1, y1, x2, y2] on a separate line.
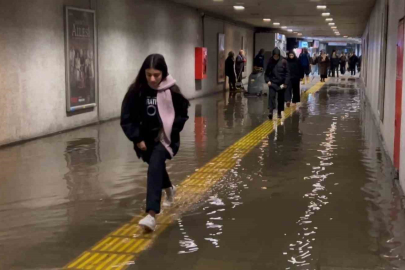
[263, 18, 271, 22]
[233, 5, 245, 10]
[322, 13, 330, 16]
[317, 5, 327, 9]
[281, 26, 287, 29]
[331, 26, 337, 29]
[288, 29, 293, 32]
[343, 36, 348, 38]
[326, 18, 333, 21]
[273, 22, 280, 25]
[328, 23, 335, 26]
[298, 33, 302, 36]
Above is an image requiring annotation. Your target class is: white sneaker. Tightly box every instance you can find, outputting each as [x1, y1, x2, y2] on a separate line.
[139, 214, 156, 232]
[163, 186, 176, 207]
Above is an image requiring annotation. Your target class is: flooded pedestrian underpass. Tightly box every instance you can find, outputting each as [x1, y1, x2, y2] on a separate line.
[1, 79, 405, 270]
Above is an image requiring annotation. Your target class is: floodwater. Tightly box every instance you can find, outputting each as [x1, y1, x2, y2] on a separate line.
[0, 79, 404, 270]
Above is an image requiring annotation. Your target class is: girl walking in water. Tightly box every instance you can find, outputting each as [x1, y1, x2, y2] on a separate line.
[121, 54, 189, 232]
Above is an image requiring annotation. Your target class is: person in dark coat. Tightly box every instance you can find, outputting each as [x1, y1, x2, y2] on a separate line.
[299, 48, 311, 85]
[317, 50, 330, 82]
[286, 51, 302, 105]
[330, 50, 340, 78]
[265, 47, 290, 120]
[349, 52, 359, 76]
[254, 49, 265, 69]
[340, 53, 347, 75]
[225, 51, 236, 93]
[120, 54, 189, 232]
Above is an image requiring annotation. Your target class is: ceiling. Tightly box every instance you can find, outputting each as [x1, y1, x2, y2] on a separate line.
[170, 0, 376, 42]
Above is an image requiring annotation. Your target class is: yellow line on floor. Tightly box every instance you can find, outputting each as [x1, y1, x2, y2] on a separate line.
[63, 80, 327, 270]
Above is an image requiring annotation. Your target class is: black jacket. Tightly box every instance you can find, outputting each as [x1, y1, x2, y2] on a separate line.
[225, 56, 235, 77]
[287, 53, 302, 80]
[265, 48, 290, 86]
[254, 54, 265, 68]
[120, 85, 189, 158]
[349, 55, 358, 67]
[330, 56, 340, 68]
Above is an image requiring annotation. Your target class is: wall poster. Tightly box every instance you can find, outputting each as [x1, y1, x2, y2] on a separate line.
[65, 6, 97, 112]
[218, 33, 225, 83]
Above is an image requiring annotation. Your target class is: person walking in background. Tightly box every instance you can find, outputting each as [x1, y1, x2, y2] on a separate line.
[299, 48, 311, 85]
[349, 52, 359, 76]
[235, 50, 246, 88]
[317, 50, 330, 82]
[311, 53, 319, 76]
[286, 51, 302, 105]
[330, 50, 340, 78]
[265, 47, 290, 120]
[340, 53, 347, 75]
[225, 51, 237, 94]
[121, 54, 189, 232]
[254, 49, 265, 69]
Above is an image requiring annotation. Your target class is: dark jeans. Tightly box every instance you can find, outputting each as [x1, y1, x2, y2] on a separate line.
[236, 68, 243, 83]
[142, 142, 172, 214]
[291, 78, 301, 103]
[268, 84, 285, 115]
[340, 65, 346, 75]
[331, 66, 339, 77]
[228, 75, 236, 91]
[350, 66, 356, 75]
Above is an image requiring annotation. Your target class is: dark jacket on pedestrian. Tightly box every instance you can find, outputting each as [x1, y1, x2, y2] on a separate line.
[330, 55, 340, 68]
[317, 55, 330, 77]
[340, 55, 347, 65]
[121, 82, 189, 159]
[287, 52, 302, 81]
[265, 48, 290, 86]
[225, 56, 235, 78]
[299, 51, 311, 67]
[254, 53, 265, 68]
[349, 55, 358, 68]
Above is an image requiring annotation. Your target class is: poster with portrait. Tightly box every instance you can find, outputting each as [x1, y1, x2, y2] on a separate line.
[65, 7, 97, 112]
[218, 33, 225, 83]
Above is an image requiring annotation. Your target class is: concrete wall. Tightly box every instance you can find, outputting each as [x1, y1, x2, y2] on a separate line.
[0, 0, 98, 147]
[361, 0, 405, 190]
[0, 0, 254, 146]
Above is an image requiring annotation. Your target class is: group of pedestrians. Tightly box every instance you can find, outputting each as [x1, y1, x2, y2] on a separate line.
[119, 49, 362, 233]
[264, 48, 312, 120]
[311, 50, 360, 78]
[225, 50, 247, 94]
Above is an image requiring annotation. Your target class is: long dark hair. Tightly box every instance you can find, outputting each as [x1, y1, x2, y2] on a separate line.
[128, 54, 183, 95]
[128, 54, 167, 93]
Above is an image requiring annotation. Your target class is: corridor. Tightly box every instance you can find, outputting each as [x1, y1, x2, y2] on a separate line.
[0, 79, 404, 270]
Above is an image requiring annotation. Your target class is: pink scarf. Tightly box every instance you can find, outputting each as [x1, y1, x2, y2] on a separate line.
[151, 75, 176, 157]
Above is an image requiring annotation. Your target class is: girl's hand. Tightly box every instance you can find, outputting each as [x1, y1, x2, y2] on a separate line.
[137, 141, 147, 151]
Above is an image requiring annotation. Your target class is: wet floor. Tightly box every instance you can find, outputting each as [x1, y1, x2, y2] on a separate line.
[0, 78, 405, 269]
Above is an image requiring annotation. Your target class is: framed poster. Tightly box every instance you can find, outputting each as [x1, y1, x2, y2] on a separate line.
[65, 6, 97, 112]
[218, 33, 225, 83]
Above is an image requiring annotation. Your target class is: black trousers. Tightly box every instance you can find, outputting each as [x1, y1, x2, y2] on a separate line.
[291, 78, 301, 103]
[350, 65, 356, 75]
[236, 68, 243, 83]
[268, 85, 285, 115]
[142, 142, 172, 214]
[331, 66, 339, 77]
[228, 75, 236, 91]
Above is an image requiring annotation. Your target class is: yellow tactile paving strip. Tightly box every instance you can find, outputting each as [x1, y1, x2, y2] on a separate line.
[63, 80, 326, 270]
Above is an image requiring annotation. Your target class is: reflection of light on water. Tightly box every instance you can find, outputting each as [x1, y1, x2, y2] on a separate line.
[285, 120, 337, 268]
[177, 218, 199, 254]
